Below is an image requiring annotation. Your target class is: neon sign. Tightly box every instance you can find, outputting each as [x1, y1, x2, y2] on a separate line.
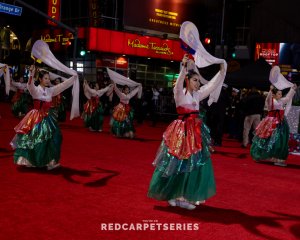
[47, 0, 61, 26]
[128, 39, 173, 55]
[255, 43, 280, 65]
[41, 32, 73, 46]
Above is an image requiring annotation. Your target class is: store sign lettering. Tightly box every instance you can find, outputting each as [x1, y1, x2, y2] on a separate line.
[48, 0, 61, 26]
[127, 39, 173, 55]
[89, 0, 99, 27]
[41, 33, 73, 45]
[259, 49, 278, 58]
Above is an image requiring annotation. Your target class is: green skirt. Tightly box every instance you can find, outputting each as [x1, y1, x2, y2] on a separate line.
[12, 110, 62, 167]
[148, 158, 216, 202]
[250, 118, 290, 160]
[111, 110, 135, 137]
[82, 104, 104, 131]
[148, 121, 216, 202]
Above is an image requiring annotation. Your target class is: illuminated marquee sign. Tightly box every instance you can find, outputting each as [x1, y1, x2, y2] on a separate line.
[87, 28, 185, 61]
[47, 0, 61, 26]
[255, 43, 280, 66]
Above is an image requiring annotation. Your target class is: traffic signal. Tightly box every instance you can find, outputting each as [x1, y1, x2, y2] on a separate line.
[80, 50, 86, 56]
[204, 37, 211, 45]
[228, 44, 236, 59]
[66, 40, 72, 47]
[77, 39, 87, 57]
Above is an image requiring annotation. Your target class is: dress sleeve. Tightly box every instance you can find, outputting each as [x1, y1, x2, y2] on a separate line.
[51, 76, 76, 97]
[197, 70, 225, 102]
[127, 85, 141, 99]
[97, 85, 111, 97]
[265, 91, 273, 111]
[84, 82, 98, 97]
[27, 76, 39, 98]
[11, 81, 22, 88]
[173, 67, 186, 102]
[114, 85, 124, 99]
[281, 88, 296, 105]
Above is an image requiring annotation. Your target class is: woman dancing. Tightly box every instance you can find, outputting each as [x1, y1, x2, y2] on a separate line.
[111, 83, 142, 138]
[148, 55, 226, 209]
[251, 84, 297, 166]
[11, 65, 77, 170]
[82, 79, 112, 132]
[11, 76, 32, 118]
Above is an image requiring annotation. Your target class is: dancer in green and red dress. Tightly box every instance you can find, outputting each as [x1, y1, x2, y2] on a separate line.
[11, 65, 77, 170]
[11, 77, 32, 118]
[111, 83, 142, 138]
[148, 55, 226, 210]
[82, 79, 112, 132]
[251, 84, 297, 166]
[51, 77, 67, 122]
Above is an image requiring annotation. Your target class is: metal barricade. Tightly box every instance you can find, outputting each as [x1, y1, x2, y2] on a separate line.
[155, 95, 177, 117]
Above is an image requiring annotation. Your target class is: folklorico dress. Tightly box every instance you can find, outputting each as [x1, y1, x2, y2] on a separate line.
[82, 82, 111, 131]
[11, 80, 32, 117]
[148, 67, 220, 203]
[250, 88, 296, 161]
[111, 85, 141, 137]
[10, 74, 76, 168]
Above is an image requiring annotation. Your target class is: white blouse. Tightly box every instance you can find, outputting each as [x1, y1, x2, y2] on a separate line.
[114, 85, 141, 104]
[265, 88, 295, 111]
[83, 82, 111, 100]
[27, 75, 76, 102]
[174, 67, 223, 111]
[11, 81, 27, 91]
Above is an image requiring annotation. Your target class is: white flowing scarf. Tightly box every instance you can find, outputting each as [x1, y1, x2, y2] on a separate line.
[31, 40, 80, 119]
[106, 67, 142, 98]
[269, 66, 294, 115]
[269, 66, 293, 90]
[180, 21, 227, 105]
[0, 63, 11, 95]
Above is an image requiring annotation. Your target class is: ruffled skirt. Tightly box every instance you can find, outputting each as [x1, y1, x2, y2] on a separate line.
[111, 103, 134, 137]
[250, 117, 289, 160]
[148, 119, 216, 202]
[11, 109, 62, 167]
[82, 99, 104, 131]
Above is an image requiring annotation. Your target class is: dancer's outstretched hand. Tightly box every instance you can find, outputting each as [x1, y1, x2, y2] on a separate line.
[182, 54, 189, 67]
[29, 65, 36, 76]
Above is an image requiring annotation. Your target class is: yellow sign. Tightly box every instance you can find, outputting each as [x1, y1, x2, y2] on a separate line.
[41, 32, 74, 45]
[148, 8, 181, 29]
[155, 8, 178, 20]
[128, 39, 173, 55]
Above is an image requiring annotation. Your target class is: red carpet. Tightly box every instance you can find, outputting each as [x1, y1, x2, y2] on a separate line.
[0, 102, 300, 240]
